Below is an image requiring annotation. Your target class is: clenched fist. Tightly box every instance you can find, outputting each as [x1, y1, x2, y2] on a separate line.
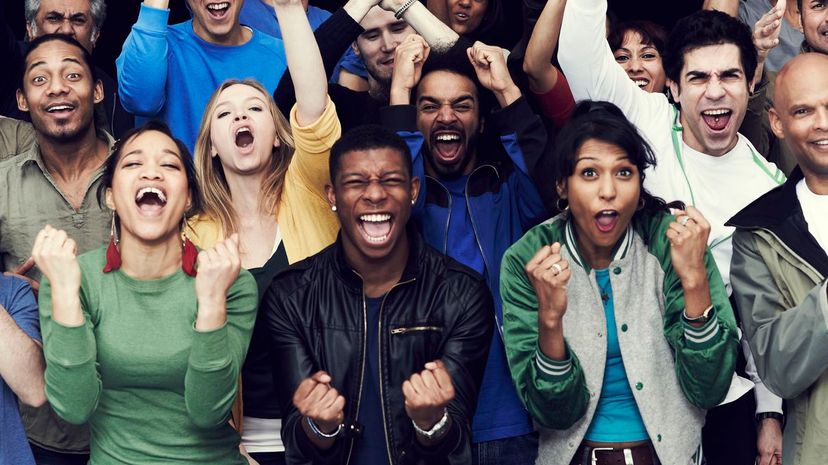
[294, 371, 346, 436]
[525, 242, 570, 326]
[403, 360, 454, 432]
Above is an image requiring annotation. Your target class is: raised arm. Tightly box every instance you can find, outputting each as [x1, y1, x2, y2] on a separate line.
[0, 278, 45, 407]
[389, 0, 458, 51]
[274, 0, 328, 125]
[523, 0, 566, 93]
[34, 226, 102, 424]
[557, 0, 666, 126]
[115, 0, 171, 116]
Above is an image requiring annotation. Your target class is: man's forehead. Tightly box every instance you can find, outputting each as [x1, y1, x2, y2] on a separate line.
[775, 54, 828, 107]
[419, 71, 477, 98]
[37, 0, 92, 16]
[26, 42, 87, 70]
[682, 43, 743, 72]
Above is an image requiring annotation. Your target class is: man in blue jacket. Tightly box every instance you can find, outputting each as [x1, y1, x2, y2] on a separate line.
[381, 34, 548, 465]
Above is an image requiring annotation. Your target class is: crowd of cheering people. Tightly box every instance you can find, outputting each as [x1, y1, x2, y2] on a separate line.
[0, 0, 827, 464]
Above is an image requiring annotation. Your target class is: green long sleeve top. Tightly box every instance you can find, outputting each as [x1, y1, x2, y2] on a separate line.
[39, 246, 258, 465]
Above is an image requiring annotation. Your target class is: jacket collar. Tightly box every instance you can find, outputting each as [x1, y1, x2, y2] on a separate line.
[563, 215, 633, 274]
[333, 223, 423, 290]
[727, 167, 828, 276]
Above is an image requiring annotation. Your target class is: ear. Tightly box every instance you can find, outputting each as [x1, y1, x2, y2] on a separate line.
[16, 88, 28, 112]
[273, 133, 281, 149]
[667, 79, 680, 103]
[768, 107, 785, 140]
[105, 187, 115, 210]
[25, 22, 34, 41]
[351, 41, 360, 57]
[93, 79, 104, 104]
[410, 176, 421, 205]
[90, 30, 100, 46]
[556, 181, 567, 199]
[325, 184, 337, 210]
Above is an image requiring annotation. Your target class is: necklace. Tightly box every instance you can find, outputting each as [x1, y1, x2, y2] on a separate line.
[599, 276, 612, 304]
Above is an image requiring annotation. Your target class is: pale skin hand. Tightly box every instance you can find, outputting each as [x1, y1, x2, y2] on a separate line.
[523, 0, 568, 93]
[293, 370, 346, 450]
[389, 34, 431, 105]
[756, 418, 783, 465]
[403, 360, 455, 445]
[3, 257, 39, 296]
[31, 225, 83, 327]
[525, 242, 571, 361]
[342, 0, 384, 23]
[467, 41, 522, 108]
[752, 0, 786, 86]
[143, 0, 169, 10]
[666, 207, 713, 323]
[194, 234, 241, 331]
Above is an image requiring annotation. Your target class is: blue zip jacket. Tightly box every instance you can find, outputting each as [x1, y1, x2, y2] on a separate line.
[380, 96, 548, 442]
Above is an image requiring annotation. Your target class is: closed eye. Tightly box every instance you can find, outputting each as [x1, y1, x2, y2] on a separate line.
[217, 111, 230, 119]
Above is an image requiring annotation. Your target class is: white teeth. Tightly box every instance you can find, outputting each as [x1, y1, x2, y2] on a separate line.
[235, 127, 251, 136]
[598, 210, 617, 216]
[136, 187, 167, 203]
[814, 140, 828, 146]
[47, 105, 72, 112]
[457, 13, 468, 18]
[436, 134, 460, 142]
[702, 109, 731, 116]
[360, 214, 391, 222]
[366, 234, 389, 243]
[207, 2, 229, 10]
[634, 80, 648, 87]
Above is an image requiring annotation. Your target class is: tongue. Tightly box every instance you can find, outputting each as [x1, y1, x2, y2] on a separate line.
[595, 214, 617, 232]
[363, 220, 391, 238]
[236, 132, 254, 148]
[137, 194, 165, 213]
[435, 141, 462, 163]
[702, 113, 731, 131]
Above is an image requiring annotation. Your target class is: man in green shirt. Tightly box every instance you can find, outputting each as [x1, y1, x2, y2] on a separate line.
[0, 33, 112, 464]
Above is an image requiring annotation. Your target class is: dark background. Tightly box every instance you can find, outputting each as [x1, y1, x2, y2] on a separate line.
[3, 0, 704, 79]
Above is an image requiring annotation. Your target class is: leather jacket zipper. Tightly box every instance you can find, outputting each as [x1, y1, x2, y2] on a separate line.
[378, 277, 416, 465]
[389, 326, 443, 335]
[345, 281, 369, 465]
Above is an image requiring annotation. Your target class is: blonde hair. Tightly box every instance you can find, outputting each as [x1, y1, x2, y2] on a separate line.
[194, 79, 295, 236]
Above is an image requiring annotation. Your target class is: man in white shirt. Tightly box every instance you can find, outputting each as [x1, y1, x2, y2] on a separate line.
[559, 4, 785, 464]
[729, 52, 828, 465]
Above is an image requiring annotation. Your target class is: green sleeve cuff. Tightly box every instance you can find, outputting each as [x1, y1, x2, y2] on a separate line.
[682, 307, 721, 350]
[535, 347, 572, 380]
[189, 322, 231, 370]
[46, 321, 96, 367]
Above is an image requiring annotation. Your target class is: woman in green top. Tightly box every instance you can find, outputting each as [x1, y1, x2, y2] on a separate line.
[499, 102, 739, 465]
[33, 121, 258, 465]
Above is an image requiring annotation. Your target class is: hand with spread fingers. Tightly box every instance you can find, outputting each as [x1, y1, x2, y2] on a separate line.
[466, 41, 521, 107]
[294, 371, 346, 439]
[525, 242, 571, 326]
[194, 233, 242, 330]
[390, 34, 431, 105]
[403, 360, 455, 434]
[666, 206, 711, 284]
[754, 0, 785, 61]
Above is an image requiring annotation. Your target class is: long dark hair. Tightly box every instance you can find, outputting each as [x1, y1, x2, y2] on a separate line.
[552, 101, 683, 230]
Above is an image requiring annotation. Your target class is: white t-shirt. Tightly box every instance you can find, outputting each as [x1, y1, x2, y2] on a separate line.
[796, 179, 828, 253]
[559, 0, 785, 291]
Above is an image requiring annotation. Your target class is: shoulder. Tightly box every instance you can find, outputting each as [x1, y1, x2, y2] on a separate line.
[267, 244, 335, 299]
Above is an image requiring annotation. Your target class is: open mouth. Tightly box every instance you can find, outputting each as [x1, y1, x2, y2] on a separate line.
[701, 109, 732, 132]
[234, 126, 254, 151]
[359, 213, 393, 244]
[135, 186, 167, 216]
[595, 210, 619, 233]
[45, 103, 76, 116]
[206, 1, 230, 19]
[431, 131, 464, 165]
[633, 79, 649, 89]
[812, 139, 828, 149]
[454, 11, 469, 23]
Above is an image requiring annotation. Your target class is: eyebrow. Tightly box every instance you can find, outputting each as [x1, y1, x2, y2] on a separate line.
[27, 56, 83, 73]
[574, 155, 631, 163]
[685, 68, 742, 79]
[417, 95, 475, 105]
[122, 148, 181, 158]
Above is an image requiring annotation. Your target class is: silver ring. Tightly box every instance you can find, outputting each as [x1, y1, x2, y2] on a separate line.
[551, 263, 563, 275]
[679, 216, 691, 226]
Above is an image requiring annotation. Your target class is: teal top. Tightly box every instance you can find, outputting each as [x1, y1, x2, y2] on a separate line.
[584, 269, 648, 442]
[39, 246, 258, 464]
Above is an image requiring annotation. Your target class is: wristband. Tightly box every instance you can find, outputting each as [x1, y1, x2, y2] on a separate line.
[756, 411, 785, 427]
[412, 409, 449, 439]
[683, 305, 713, 324]
[306, 416, 343, 439]
[394, 0, 417, 19]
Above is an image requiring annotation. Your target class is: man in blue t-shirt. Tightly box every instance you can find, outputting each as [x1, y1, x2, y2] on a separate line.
[382, 37, 548, 465]
[0, 275, 45, 465]
[117, 0, 288, 152]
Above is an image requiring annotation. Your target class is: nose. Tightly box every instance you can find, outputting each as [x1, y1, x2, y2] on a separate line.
[815, 107, 828, 131]
[46, 75, 70, 96]
[363, 179, 387, 204]
[56, 19, 74, 36]
[233, 111, 248, 121]
[435, 104, 456, 124]
[627, 56, 644, 73]
[139, 162, 163, 180]
[597, 176, 617, 201]
[704, 77, 726, 100]
[380, 31, 398, 53]
[457, 0, 471, 7]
